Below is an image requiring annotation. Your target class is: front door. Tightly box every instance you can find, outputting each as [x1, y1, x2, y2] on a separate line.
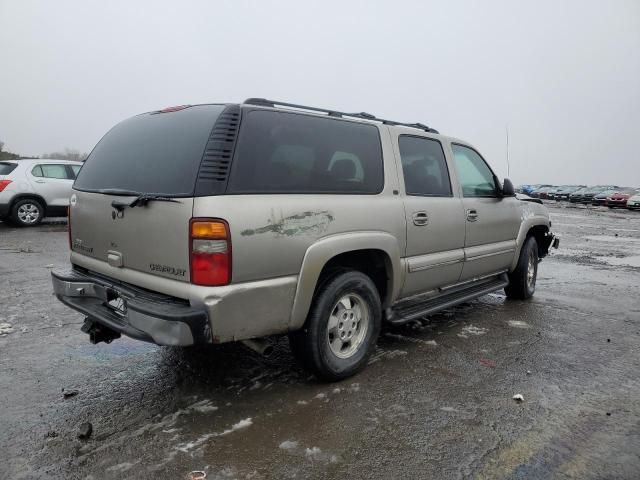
[396, 134, 466, 297]
[450, 144, 521, 280]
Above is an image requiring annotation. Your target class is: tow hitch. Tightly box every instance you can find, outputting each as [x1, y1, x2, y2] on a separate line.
[81, 318, 121, 344]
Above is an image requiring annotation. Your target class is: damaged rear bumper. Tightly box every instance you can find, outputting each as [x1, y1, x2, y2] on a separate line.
[51, 268, 210, 346]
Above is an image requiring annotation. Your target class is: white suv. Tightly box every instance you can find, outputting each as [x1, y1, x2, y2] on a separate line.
[0, 159, 83, 226]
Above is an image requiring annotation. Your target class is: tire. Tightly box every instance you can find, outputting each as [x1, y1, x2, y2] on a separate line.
[10, 198, 44, 227]
[289, 270, 382, 381]
[505, 236, 538, 300]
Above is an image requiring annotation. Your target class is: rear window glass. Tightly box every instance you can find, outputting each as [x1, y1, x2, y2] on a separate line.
[74, 105, 225, 196]
[227, 110, 383, 194]
[0, 162, 17, 175]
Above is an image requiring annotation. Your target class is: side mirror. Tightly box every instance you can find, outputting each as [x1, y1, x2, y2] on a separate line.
[502, 178, 515, 197]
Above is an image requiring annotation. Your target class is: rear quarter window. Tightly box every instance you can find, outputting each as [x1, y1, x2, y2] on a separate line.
[227, 110, 384, 194]
[0, 162, 18, 175]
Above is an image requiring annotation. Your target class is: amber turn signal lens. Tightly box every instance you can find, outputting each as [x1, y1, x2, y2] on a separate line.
[191, 221, 227, 239]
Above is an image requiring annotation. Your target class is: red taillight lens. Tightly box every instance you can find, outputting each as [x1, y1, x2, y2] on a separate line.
[190, 219, 231, 286]
[0, 180, 12, 192]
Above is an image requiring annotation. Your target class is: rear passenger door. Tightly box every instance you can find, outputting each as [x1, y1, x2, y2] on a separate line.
[396, 135, 466, 297]
[30, 164, 75, 207]
[450, 144, 521, 280]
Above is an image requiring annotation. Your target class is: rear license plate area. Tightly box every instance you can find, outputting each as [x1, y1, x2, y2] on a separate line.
[106, 289, 127, 316]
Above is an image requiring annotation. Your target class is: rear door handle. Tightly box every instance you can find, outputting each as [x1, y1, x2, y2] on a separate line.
[412, 211, 429, 226]
[34, 180, 46, 183]
[466, 209, 478, 222]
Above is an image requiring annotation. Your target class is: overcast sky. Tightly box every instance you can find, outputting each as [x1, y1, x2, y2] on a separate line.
[1, 0, 638, 185]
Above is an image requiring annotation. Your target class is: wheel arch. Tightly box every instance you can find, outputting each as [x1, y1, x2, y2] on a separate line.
[511, 219, 551, 271]
[289, 232, 402, 330]
[10, 193, 48, 211]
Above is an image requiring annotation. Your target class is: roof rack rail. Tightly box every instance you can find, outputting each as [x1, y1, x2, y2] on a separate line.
[243, 98, 439, 134]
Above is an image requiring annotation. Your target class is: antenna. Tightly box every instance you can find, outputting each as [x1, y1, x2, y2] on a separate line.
[506, 125, 511, 178]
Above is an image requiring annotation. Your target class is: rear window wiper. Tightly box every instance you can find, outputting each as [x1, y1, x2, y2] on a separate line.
[110, 193, 181, 210]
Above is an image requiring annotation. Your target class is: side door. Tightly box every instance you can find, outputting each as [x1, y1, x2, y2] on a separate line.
[450, 143, 521, 280]
[30, 164, 75, 207]
[395, 134, 466, 297]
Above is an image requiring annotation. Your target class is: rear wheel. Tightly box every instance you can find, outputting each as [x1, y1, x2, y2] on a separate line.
[505, 236, 538, 300]
[11, 199, 44, 227]
[289, 270, 381, 381]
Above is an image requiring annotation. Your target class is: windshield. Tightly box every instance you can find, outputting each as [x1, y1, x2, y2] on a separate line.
[74, 105, 225, 196]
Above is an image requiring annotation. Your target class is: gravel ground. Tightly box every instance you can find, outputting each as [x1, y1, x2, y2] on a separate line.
[1, 203, 639, 479]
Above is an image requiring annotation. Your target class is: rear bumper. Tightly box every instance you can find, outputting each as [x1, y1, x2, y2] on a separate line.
[0, 203, 10, 218]
[51, 268, 210, 346]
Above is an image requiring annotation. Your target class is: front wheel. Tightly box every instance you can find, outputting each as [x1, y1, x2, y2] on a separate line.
[289, 271, 381, 381]
[505, 236, 538, 300]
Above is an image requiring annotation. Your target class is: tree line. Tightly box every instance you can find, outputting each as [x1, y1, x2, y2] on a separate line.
[0, 140, 88, 161]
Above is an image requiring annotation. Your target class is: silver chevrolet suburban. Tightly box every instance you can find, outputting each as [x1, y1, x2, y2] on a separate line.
[52, 98, 558, 380]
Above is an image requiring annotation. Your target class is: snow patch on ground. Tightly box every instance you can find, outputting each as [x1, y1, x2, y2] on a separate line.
[176, 418, 253, 453]
[440, 406, 457, 412]
[222, 418, 252, 435]
[0, 323, 15, 336]
[305, 446, 322, 459]
[508, 320, 531, 328]
[279, 440, 299, 450]
[189, 399, 219, 413]
[457, 325, 488, 338]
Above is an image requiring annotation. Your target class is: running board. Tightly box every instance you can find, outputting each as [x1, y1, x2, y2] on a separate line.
[388, 274, 509, 325]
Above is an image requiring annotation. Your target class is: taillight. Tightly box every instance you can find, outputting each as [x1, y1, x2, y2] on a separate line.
[0, 180, 12, 192]
[190, 219, 231, 286]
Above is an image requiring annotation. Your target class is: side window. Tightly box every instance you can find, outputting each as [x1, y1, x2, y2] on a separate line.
[70, 164, 82, 178]
[451, 144, 497, 197]
[228, 110, 384, 194]
[398, 136, 452, 196]
[41, 164, 71, 179]
[31, 165, 43, 177]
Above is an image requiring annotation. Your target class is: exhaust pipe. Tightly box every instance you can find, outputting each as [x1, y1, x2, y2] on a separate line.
[241, 338, 274, 357]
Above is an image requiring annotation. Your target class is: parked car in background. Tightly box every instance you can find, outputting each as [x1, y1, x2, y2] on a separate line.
[533, 186, 557, 199]
[607, 189, 640, 208]
[0, 159, 82, 226]
[580, 185, 619, 204]
[547, 185, 575, 200]
[555, 185, 585, 201]
[627, 192, 640, 210]
[569, 187, 590, 203]
[523, 184, 551, 196]
[592, 190, 617, 206]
